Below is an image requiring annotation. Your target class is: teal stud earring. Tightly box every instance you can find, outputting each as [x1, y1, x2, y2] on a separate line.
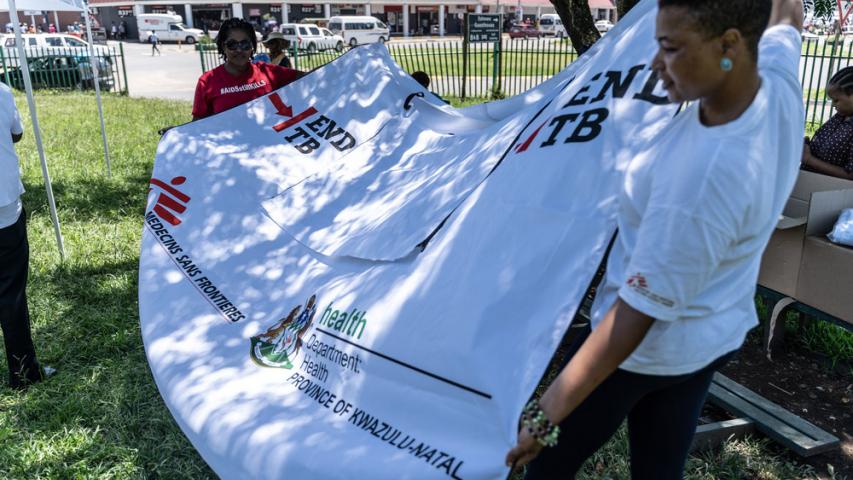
[720, 57, 733, 72]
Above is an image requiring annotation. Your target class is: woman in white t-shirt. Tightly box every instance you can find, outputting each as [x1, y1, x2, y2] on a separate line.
[506, 0, 805, 477]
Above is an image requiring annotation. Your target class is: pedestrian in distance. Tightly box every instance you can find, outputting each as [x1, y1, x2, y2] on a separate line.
[192, 18, 305, 120]
[506, 0, 805, 478]
[118, 21, 126, 40]
[150, 31, 161, 56]
[0, 82, 55, 390]
[110, 21, 117, 39]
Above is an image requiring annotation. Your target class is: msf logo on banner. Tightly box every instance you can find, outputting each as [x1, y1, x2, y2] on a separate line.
[268, 92, 356, 155]
[149, 176, 191, 226]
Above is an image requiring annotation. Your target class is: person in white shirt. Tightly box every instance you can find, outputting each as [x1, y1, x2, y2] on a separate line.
[0, 83, 51, 389]
[506, 0, 804, 477]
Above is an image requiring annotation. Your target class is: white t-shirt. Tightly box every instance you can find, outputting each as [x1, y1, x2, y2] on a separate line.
[0, 82, 24, 229]
[589, 25, 804, 376]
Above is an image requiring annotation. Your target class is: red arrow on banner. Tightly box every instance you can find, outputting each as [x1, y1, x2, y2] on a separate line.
[515, 120, 547, 153]
[269, 92, 293, 117]
[268, 92, 319, 132]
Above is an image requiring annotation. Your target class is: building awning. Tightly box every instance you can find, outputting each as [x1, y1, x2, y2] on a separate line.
[84, 0, 590, 8]
[589, 0, 615, 9]
[477, 0, 554, 6]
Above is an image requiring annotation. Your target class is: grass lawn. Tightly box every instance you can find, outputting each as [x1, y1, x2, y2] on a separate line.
[0, 91, 839, 479]
[390, 42, 578, 78]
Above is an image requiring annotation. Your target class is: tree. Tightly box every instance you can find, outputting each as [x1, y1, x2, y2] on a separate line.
[549, 0, 601, 54]
[810, 0, 836, 20]
[615, 0, 641, 18]
[550, 0, 640, 54]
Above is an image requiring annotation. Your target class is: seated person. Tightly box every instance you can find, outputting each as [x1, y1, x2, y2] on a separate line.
[261, 32, 293, 68]
[802, 67, 853, 180]
[192, 18, 304, 120]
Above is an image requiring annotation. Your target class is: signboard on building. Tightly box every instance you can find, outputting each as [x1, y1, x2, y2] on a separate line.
[271, 6, 281, 13]
[117, 7, 133, 17]
[467, 13, 501, 43]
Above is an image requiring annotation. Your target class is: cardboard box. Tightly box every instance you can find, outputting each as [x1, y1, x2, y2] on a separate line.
[758, 171, 853, 297]
[795, 189, 853, 325]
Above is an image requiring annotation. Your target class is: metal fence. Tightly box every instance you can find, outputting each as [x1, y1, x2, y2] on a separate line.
[199, 38, 578, 99]
[200, 37, 853, 118]
[0, 44, 129, 94]
[801, 38, 853, 128]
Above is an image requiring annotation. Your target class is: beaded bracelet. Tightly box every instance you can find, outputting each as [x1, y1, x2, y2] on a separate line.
[521, 399, 560, 448]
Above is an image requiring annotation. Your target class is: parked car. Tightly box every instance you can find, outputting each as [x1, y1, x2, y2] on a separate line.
[508, 23, 541, 39]
[327, 16, 389, 47]
[1, 34, 111, 60]
[538, 13, 566, 38]
[318, 28, 345, 52]
[278, 23, 344, 52]
[595, 20, 614, 33]
[5, 54, 113, 91]
[801, 30, 820, 41]
[299, 18, 329, 29]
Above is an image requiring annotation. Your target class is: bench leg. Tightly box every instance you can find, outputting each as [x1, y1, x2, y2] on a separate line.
[690, 418, 755, 452]
[764, 297, 796, 360]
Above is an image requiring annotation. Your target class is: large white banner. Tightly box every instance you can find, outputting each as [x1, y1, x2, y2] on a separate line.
[139, 1, 677, 478]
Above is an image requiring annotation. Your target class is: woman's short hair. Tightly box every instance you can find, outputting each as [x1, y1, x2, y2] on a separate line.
[215, 18, 258, 60]
[829, 67, 853, 95]
[658, 0, 772, 57]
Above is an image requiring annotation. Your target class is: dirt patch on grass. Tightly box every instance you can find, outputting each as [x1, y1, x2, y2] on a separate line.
[720, 334, 853, 478]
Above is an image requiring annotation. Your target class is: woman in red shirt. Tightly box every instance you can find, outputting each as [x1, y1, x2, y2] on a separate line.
[192, 18, 304, 120]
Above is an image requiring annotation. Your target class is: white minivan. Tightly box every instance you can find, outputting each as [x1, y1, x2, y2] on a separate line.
[327, 16, 390, 47]
[137, 13, 204, 44]
[538, 14, 566, 38]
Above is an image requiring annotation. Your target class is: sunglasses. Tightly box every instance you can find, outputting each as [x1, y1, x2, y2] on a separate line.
[225, 39, 253, 51]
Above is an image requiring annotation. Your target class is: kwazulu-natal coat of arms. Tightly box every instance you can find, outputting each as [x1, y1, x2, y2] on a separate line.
[250, 294, 317, 368]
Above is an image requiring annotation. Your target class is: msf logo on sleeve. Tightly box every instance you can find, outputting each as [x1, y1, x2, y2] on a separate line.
[149, 176, 191, 226]
[626, 272, 675, 308]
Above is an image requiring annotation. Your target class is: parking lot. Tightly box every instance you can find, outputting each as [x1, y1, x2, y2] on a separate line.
[121, 41, 203, 102]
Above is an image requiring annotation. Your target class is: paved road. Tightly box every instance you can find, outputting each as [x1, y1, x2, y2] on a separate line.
[120, 41, 202, 102]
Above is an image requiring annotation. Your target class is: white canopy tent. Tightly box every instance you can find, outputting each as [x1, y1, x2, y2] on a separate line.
[0, 0, 113, 258]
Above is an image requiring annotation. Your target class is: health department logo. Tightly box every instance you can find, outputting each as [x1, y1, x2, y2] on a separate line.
[250, 294, 318, 369]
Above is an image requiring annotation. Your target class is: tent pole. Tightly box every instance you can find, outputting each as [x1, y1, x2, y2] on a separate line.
[8, 0, 66, 260]
[83, 1, 111, 177]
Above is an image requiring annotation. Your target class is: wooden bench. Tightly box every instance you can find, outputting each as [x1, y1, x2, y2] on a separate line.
[700, 373, 839, 457]
[757, 284, 853, 354]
